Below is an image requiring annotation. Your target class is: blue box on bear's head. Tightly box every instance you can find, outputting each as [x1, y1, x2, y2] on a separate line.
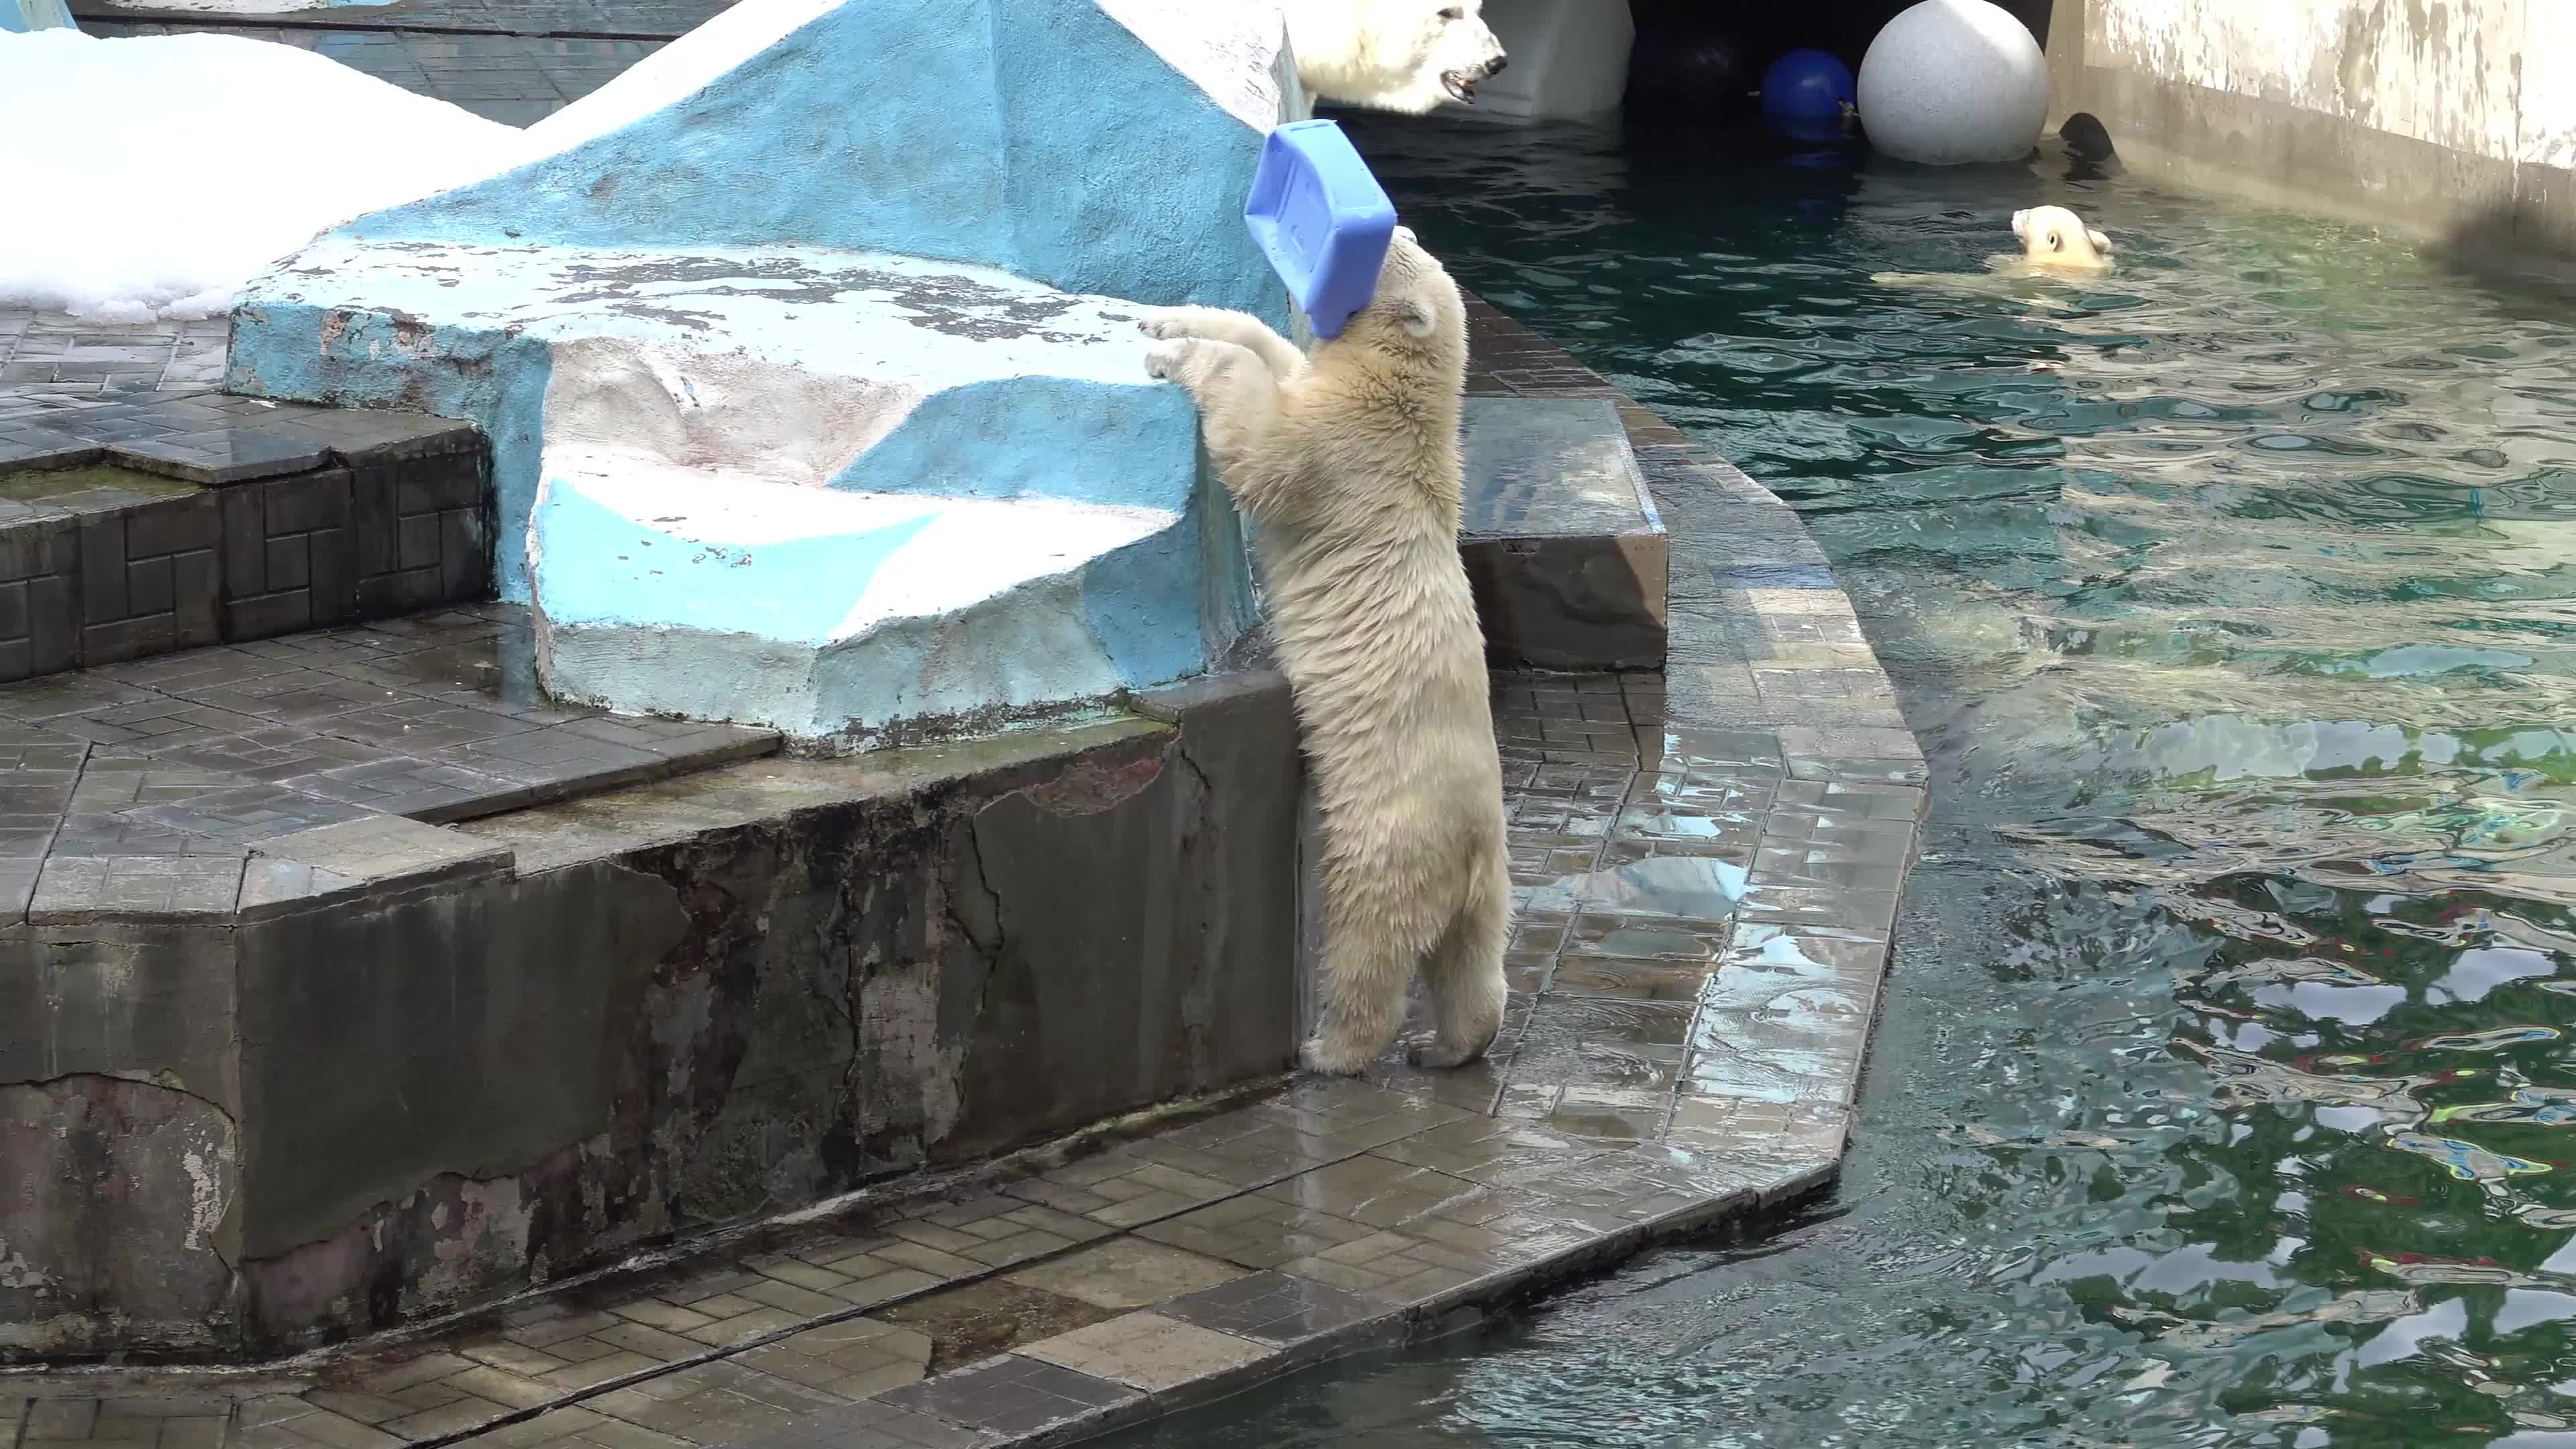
[1244, 119, 1397, 340]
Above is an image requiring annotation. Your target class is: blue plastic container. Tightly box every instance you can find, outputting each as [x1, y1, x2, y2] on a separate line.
[1243, 119, 1397, 339]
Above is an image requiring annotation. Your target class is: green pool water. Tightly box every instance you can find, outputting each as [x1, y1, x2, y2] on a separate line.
[1110, 116, 2576, 1447]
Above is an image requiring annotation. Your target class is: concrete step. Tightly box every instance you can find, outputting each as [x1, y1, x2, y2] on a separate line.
[0, 388, 494, 680]
[531, 462, 1194, 741]
[0, 601, 774, 919]
[1459, 394, 1668, 672]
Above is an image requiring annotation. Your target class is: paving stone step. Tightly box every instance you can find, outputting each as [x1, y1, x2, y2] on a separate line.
[0, 601, 775, 922]
[0, 390, 495, 686]
[1458, 396, 1668, 673]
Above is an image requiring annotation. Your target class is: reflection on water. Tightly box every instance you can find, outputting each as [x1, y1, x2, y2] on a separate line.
[1103, 115, 2576, 1446]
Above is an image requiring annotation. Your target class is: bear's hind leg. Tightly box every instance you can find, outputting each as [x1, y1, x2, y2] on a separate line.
[1409, 843, 1511, 1071]
[1303, 867, 1446, 1077]
[1300, 939, 1413, 1076]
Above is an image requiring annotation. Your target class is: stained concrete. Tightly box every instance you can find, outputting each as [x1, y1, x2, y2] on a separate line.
[2045, 0, 2576, 276]
[1, 669, 1301, 1362]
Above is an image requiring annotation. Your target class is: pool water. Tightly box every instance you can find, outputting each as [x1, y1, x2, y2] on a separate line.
[1107, 115, 2576, 1448]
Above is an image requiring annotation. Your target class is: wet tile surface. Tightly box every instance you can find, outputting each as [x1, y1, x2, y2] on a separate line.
[997, 1239, 1248, 1312]
[1152, 1271, 1387, 1348]
[0, 604, 775, 921]
[1458, 396, 1658, 539]
[871, 1357, 1134, 1441]
[1014, 1313, 1266, 1393]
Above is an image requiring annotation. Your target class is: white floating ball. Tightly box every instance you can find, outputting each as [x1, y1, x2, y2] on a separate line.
[1856, 0, 2051, 166]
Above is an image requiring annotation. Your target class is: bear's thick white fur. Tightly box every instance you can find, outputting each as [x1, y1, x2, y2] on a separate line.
[2011, 205, 2114, 270]
[1140, 230, 1510, 1076]
[1284, 0, 1508, 115]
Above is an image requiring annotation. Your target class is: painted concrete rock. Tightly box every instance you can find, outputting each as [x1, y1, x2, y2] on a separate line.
[227, 0, 1295, 742]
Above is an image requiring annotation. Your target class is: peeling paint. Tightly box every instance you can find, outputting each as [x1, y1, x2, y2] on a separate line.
[0, 1073, 239, 1358]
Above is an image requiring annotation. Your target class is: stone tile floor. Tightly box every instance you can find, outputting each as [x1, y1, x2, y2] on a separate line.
[0, 315, 229, 398]
[1, 669, 1913, 1449]
[0, 603, 775, 919]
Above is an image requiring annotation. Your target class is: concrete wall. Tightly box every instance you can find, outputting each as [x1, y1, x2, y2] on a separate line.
[2045, 0, 2576, 269]
[0, 673, 1301, 1362]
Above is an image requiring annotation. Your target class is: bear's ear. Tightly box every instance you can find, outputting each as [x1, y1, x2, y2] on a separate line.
[2088, 228, 2112, 255]
[1398, 297, 1438, 338]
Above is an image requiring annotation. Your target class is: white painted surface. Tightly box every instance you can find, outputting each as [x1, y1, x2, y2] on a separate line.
[1858, 0, 2050, 165]
[1472, 0, 1633, 121]
[0, 30, 520, 321]
[243, 237, 1169, 391]
[521, 0, 840, 149]
[2091, 0, 2576, 170]
[538, 462, 1173, 645]
[1099, 0, 1293, 133]
[2515, 3, 2576, 170]
[540, 335, 923, 494]
[530, 468, 1169, 736]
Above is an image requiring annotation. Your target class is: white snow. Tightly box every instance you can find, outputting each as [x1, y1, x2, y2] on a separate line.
[0, 29, 523, 322]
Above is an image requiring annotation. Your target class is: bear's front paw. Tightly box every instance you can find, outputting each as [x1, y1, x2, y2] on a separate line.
[1142, 338, 1195, 382]
[1137, 309, 1188, 340]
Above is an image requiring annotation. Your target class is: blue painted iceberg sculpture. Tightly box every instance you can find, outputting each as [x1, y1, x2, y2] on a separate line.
[226, 0, 1301, 742]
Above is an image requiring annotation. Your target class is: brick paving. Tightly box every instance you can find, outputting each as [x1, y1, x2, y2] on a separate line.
[0, 315, 229, 399]
[0, 602, 774, 920]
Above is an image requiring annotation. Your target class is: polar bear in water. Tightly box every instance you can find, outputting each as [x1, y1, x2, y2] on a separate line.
[1285, 0, 1509, 115]
[2010, 206, 2114, 270]
[1870, 205, 2117, 309]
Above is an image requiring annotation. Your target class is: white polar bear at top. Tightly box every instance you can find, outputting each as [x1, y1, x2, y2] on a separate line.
[1283, 0, 1509, 115]
[1138, 229, 1511, 1077]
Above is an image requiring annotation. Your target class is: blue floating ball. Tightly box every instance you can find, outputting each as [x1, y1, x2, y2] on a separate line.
[1760, 48, 1856, 124]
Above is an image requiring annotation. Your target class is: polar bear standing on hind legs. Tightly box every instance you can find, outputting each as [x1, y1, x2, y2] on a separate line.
[1140, 230, 1511, 1076]
[1284, 0, 1510, 115]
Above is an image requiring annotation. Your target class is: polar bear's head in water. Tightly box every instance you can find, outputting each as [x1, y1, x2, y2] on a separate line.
[1285, 1, 1510, 116]
[2012, 206, 2114, 270]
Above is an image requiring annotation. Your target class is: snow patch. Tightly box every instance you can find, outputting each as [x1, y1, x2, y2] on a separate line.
[0, 30, 522, 321]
